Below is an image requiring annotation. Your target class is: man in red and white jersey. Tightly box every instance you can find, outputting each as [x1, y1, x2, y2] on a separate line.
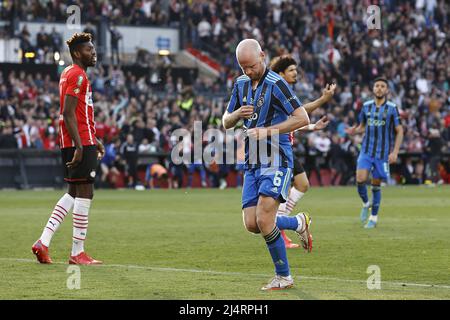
[32, 33, 105, 265]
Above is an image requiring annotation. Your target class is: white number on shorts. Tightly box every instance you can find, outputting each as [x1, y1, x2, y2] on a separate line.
[273, 171, 284, 187]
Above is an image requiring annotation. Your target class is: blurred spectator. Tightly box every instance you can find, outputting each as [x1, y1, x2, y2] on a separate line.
[109, 25, 122, 65]
[83, 22, 97, 43]
[120, 134, 139, 188]
[0, 121, 18, 149]
[145, 162, 172, 189]
[100, 138, 122, 188]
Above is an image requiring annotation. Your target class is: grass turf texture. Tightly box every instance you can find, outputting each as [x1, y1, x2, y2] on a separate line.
[0, 186, 449, 300]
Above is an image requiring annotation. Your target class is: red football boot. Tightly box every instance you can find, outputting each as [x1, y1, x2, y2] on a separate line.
[69, 252, 103, 265]
[281, 230, 300, 249]
[31, 240, 52, 264]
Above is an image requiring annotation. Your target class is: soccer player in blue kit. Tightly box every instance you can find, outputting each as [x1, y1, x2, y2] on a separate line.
[222, 39, 311, 290]
[346, 77, 404, 228]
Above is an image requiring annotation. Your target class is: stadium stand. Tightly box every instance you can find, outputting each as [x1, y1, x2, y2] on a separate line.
[0, 0, 448, 188]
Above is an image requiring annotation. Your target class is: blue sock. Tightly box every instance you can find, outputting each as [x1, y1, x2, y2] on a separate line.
[371, 185, 381, 216]
[264, 227, 290, 276]
[276, 215, 299, 231]
[357, 182, 369, 204]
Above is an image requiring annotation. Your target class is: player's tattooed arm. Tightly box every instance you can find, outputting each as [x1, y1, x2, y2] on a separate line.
[302, 84, 336, 114]
[63, 94, 83, 168]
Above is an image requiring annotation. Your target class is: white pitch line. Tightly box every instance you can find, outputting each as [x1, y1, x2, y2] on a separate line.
[1, 257, 450, 290]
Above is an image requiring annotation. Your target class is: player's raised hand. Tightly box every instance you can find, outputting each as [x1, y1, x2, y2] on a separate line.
[236, 105, 254, 119]
[313, 116, 330, 131]
[322, 83, 337, 102]
[66, 147, 83, 168]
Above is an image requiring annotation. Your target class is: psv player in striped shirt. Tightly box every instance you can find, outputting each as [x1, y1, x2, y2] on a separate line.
[32, 33, 105, 265]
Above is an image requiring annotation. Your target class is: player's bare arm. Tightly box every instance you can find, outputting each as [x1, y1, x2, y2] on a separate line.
[247, 106, 310, 139]
[96, 137, 105, 160]
[222, 105, 254, 129]
[297, 115, 329, 132]
[388, 124, 404, 164]
[302, 84, 336, 114]
[63, 94, 83, 168]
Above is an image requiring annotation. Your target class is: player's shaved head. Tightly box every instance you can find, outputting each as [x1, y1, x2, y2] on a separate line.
[235, 39, 266, 81]
[236, 39, 262, 62]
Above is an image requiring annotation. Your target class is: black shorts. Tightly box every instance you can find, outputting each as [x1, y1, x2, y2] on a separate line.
[61, 145, 98, 184]
[293, 158, 305, 176]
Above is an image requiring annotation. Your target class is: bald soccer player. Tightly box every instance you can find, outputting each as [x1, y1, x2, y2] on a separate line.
[223, 39, 311, 290]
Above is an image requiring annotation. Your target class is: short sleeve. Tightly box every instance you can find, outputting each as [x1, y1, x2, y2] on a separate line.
[65, 71, 85, 99]
[272, 79, 301, 115]
[392, 105, 400, 126]
[357, 105, 366, 125]
[226, 82, 241, 113]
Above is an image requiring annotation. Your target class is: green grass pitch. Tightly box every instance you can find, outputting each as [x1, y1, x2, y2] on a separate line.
[0, 186, 449, 300]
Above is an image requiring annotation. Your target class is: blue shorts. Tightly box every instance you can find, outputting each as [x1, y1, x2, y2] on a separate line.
[357, 153, 390, 180]
[242, 167, 293, 209]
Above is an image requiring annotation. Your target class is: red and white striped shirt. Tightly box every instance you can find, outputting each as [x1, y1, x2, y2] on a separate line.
[58, 64, 96, 149]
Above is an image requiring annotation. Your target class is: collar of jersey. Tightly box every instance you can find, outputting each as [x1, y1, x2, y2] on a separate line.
[252, 68, 269, 91]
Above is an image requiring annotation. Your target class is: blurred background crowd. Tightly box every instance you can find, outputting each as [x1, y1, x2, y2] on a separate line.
[0, 0, 449, 188]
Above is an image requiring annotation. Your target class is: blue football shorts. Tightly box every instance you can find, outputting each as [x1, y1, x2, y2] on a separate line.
[357, 152, 390, 180]
[241, 167, 293, 209]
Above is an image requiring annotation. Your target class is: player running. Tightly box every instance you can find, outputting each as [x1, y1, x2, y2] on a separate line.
[346, 77, 404, 228]
[270, 55, 336, 249]
[32, 33, 104, 264]
[223, 39, 311, 290]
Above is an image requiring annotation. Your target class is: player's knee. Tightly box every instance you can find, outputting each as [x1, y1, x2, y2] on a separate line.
[76, 184, 94, 199]
[68, 184, 77, 198]
[371, 179, 381, 187]
[256, 215, 273, 232]
[356, 176, 367, 184]
[243, 220, 260, 234]
[297, 181, 309, 193]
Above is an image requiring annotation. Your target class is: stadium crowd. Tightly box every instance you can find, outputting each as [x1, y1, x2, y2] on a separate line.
[0, 0, 449, 187]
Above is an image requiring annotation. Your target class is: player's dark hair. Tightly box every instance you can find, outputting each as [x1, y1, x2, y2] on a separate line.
[270, 55, 297, 74]
[66, 33, 92, 57]
[373, 77, 388, 86]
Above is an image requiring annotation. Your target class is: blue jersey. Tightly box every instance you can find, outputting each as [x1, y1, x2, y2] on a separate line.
[226, 69, 302, 169]
[357, 99, 400, 161]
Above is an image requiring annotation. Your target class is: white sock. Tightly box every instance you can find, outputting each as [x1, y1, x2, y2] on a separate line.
[363, 201, 370, 208]
[295, 214, 304, 233]
[72, 198, 91, 256]
[369, 215, 378, 222]
[277, 202, 288, 215]
[285, 187, 305, 215]
[40, 193, 75, 247]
